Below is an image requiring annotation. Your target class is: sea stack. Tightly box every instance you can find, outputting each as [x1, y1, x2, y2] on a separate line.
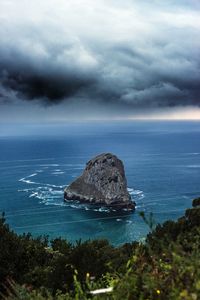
[64, 153, 135, 210]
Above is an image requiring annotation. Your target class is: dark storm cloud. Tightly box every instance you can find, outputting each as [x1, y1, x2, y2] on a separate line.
[0, 0, 200, 110]
[0, 65, 95, 103]
[0, 46, 97, 102]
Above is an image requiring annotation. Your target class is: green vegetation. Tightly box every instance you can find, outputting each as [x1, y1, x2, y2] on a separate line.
[192, 197, 200, 208]
[1, 198, 200, 299]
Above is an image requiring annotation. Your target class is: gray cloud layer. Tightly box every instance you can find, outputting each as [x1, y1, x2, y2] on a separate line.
[0, 0, 200, 112]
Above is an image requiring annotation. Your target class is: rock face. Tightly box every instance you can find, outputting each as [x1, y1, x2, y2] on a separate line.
[64, 153, 135, 210]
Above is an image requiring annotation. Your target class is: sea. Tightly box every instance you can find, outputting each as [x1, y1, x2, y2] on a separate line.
[0, 121, 200, 246]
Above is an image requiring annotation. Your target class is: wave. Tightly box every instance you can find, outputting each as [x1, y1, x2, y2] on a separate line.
[39, 164, 60, 167]
[19, 176, 66, 189]
[18, 171, 144, 213]
[186, 165, 200, 168]
[19, 173, 39, 184]
[18, 188, 33, 192]
[126, 220, 133, 224]
[19, 183, 142, 213]
[27, 173, 37, 178]
[19, 178, 40, 185]
[29, 192, 38, 198]
[128, 188, 144, 202]
[51, 172, 65, 175]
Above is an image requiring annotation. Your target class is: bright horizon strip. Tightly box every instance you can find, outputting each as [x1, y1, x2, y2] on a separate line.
[130, 108, 200, 120]
[47, 107, 200, 122]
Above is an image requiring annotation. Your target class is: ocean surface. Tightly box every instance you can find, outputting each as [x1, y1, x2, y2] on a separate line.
[0, 121, 200, 245]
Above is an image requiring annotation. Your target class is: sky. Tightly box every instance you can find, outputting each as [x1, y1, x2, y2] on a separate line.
[0, 0, 200, 122]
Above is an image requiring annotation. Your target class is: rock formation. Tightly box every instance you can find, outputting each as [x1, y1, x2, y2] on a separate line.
[64, 153, 135, 210]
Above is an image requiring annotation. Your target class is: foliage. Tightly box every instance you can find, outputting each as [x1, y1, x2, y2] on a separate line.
[192, 197, 200, 208]
[1, 200, 200, 299]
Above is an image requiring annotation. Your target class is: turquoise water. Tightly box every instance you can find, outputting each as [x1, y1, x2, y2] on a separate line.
[0, 121, 200, 245]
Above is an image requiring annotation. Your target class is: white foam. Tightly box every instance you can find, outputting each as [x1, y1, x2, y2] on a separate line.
[186, 152, 200, 156]
[18, 188, 33, 192]
[128, 188, 144, 203]
[51, 190, 63, 195]
[45, 202, 66, 207]
[52, 172, 65, 175]
[126, 220, 132, 224]
[187, 165, 200, 168]
[18, 175, 142, 213]
[70, 204, 81, 209]
[19, 178, 39, 185]
[39, 164, 59, 167]
[96, 207, 110, 213]
[62, 164, 85, 167]
[128, 188, 143, 195]
[19, 173, 39, 185]
[27, 173, 37, 178]
[36, 194, 46, 200]
[45, 183, 65, 188]
[19, 177, 25, 182]
[29, 192, 38, 198]
[135, 205, 143, 209]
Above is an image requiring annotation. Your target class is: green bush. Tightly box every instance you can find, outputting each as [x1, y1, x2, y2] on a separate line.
[192, 197, 200, 207]
[1, 199, 200, 299]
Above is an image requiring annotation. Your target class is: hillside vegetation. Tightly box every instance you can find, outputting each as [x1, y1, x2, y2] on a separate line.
[0, 197, 200, 299]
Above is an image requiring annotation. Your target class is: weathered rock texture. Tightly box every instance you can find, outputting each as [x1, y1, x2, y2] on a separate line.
[64, 153, 135, 210]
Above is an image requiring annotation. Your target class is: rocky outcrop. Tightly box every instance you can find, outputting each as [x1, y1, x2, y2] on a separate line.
[64, 153, 135, 210]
